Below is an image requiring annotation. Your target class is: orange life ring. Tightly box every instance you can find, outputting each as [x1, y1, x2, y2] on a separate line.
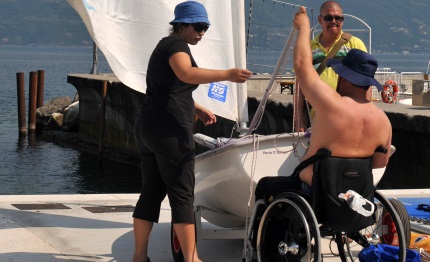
[381, 80, 399, 104]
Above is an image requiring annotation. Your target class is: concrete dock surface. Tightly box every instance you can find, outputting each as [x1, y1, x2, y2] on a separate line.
[0, 194, 246, 262]
[1, 190, 429, 261]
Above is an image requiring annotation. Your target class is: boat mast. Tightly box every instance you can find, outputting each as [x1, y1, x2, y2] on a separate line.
[235, 0, 250, 135]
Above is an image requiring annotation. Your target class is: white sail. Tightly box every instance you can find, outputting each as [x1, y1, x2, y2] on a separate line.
[67, 0, 248, 124]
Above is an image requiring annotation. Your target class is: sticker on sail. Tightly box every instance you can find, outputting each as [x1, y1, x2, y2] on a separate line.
[208, 82, 227, 102]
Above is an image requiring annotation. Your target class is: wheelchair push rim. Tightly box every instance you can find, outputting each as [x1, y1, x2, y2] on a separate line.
[256, 193, 321, 262]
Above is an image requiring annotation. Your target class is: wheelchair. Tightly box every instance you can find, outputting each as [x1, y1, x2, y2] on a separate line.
[244, 148, 411, 262]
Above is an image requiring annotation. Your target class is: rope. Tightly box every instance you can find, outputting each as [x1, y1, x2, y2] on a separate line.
[272, 134, 295, 154]
[230, 123, 238, 139]
[417, 248, 430, 262]
[293, 77, 300, 137]
[242, 134, 260, 261]
[305, 99, 312, 127]
[246, 27, 297, 135]
[292, 76, 298, 135]
[288, 78, 308, 159]
[291, 78, 301, 157]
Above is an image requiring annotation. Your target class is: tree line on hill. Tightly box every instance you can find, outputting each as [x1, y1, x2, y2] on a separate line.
[0, 0, 429, 54]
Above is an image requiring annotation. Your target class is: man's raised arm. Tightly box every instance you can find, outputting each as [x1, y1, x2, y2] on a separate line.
[292, 7, 340, 113]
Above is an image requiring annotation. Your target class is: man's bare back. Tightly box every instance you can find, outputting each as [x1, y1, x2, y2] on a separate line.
[293, 7, 392, 186]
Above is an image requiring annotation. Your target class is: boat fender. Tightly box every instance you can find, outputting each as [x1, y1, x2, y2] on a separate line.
[381, 80, 399, 104]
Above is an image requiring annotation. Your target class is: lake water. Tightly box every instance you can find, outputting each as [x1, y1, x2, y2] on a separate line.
[0, 45, 141, 195]
[0, 45, 428, 195]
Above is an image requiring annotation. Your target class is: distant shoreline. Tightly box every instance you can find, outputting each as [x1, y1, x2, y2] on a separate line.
[0, 44, 429, 55]
[0, 44, 93, 48]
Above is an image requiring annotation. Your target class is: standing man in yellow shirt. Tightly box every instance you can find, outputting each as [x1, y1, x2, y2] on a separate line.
[295, 1, 370, 131]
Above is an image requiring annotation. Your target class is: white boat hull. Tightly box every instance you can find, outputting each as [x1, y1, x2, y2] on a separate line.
[194, 133, 386, 228]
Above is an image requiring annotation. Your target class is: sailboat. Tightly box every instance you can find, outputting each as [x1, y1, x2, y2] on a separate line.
[68, 0, 389, 230]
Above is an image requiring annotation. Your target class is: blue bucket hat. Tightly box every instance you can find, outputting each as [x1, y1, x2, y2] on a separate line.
[327, 49, 382, 91]
[170, 1, 210, 25]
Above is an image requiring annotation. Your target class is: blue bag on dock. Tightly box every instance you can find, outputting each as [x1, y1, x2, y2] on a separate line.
[358, 244, 421, 262]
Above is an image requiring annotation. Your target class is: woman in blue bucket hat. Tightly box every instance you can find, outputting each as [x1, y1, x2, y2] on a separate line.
[132, 1, 252, 261]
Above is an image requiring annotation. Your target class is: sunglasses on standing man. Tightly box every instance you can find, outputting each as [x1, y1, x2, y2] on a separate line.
[322, 15, 344, 22]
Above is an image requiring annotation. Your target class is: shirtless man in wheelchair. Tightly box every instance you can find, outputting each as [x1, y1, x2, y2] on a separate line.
[257, 6, 391, 199]
[249, 6, 409, 262]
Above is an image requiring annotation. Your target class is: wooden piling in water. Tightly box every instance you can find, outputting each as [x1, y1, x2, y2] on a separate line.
[37, 70, 45, 108]
[16, 72, 26, 137]
[28, 71, 38, 134]
[98, 80, 107, 164]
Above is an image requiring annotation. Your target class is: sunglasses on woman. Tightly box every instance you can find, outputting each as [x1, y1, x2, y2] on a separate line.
[190, 23, 210, 33]
[322, 15, 344, 22]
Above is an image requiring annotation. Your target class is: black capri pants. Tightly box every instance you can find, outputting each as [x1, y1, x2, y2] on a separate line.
[133, 121, 196, 224]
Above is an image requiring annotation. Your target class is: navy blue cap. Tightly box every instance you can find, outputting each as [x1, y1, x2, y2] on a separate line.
[327, 49, 382, 91]
[170, 1, 210, 25]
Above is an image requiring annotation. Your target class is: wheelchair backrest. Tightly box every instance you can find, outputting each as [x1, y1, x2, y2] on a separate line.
[311, 150, 375, 232]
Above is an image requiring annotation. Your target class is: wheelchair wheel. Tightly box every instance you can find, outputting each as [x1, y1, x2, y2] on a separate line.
[382, 198, 411, 246]
[336, 190, 407, 262]
[171, 224, 185, 262]
[256, 192, 321, 262]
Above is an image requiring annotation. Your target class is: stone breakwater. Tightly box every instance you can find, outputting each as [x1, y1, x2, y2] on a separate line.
[36, 95, 79, 132]
[40, 74, 430, 190]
